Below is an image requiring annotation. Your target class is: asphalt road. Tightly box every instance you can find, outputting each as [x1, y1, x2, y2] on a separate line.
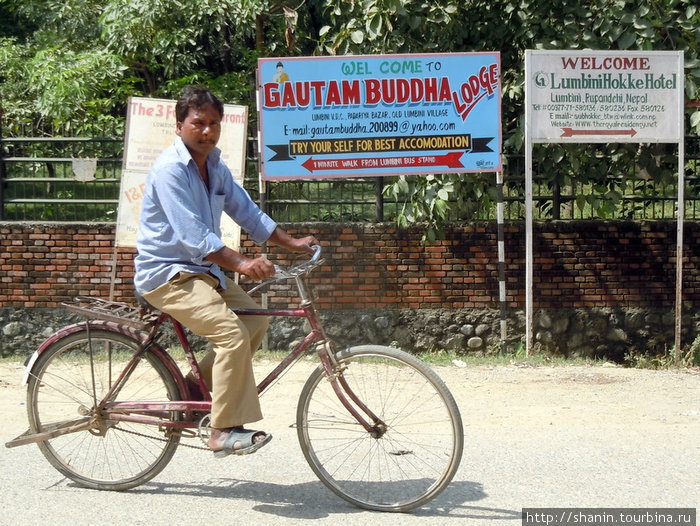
[1, 361, 698, 526]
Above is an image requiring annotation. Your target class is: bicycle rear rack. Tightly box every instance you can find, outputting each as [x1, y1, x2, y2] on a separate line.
[62, 297, 160, 330]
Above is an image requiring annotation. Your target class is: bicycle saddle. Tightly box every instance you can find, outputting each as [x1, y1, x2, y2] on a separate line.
[134, 291, 159, 312]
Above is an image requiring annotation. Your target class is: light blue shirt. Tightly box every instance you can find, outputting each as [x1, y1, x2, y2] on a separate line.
[134, 137, 277, 293]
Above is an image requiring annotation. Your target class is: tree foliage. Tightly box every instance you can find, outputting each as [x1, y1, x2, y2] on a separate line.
[316, 0, 699, 238]
[0, 0, 304, 133]
[0, 0, 698, 234]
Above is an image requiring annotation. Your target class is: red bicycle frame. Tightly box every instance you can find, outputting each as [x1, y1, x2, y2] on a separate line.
[100, 301, 383, 436]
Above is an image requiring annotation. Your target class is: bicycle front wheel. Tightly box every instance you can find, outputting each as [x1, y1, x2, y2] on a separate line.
[27, 327, 182, 490]
[296, 345, 464, 512]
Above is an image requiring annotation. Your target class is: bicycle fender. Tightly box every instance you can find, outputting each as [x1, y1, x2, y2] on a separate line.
[22, 321, 184, 395]
[22, 352, 40, 387]
[22, 322, 89, 386]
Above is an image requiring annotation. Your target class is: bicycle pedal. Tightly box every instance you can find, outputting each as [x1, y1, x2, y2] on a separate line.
[197, 413, 212, 446]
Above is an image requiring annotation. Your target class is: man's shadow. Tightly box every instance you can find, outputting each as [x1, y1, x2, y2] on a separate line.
[122, 477, 520, 520]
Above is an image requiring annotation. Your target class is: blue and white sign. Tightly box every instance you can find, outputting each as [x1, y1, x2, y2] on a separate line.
[257, 53, 502, 180]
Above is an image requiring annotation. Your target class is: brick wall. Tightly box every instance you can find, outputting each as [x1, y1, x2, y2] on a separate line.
[1, 220, 698, 310]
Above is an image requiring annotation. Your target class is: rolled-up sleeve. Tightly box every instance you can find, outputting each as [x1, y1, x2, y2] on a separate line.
[193, 233, 226, 264]
[221, 171, 277, 243]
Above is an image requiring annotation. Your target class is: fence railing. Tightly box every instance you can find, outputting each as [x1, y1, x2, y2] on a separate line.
[2, 133, 699, 222]
[0, 136, 123, 221]
[502, 138, 700, 221]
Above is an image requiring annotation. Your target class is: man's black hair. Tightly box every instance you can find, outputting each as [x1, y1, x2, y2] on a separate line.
[175, 86, 224, 122]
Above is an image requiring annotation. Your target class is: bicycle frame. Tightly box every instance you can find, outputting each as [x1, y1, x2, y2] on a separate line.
[100, 295, 383, 436]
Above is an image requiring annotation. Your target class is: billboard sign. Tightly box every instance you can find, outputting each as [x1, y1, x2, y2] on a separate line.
[526, 50, 683, 142]
[257, 53, 502, 180]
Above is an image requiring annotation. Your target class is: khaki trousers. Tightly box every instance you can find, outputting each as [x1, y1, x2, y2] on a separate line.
[142, 272, 269, 428]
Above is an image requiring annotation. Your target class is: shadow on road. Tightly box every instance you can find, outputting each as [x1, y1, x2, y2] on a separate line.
[112, 477, 521, 520]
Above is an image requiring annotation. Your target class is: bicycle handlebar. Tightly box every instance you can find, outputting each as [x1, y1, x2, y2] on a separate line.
[274, 244, 322, 276]
[248, 244, 323, 294]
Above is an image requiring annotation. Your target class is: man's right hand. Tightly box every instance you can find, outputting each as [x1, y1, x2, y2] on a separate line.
[237, 256, 276, 281]
[205, 247, 275, 281]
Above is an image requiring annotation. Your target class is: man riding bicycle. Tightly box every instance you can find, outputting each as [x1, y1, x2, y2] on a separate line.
[133, 86, 318, 457]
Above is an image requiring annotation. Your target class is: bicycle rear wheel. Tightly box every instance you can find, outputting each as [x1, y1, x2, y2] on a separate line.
[296, 345, 464, 512]
[26, 327, 182, 490]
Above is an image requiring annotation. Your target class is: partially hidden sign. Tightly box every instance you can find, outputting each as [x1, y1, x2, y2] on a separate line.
[116, 96, 248, 247]
[257, 53, 502, 180]
[122, 97, 248, 174]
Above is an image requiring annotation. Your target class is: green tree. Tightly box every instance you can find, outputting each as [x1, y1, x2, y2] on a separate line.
[0, 0, 698, 234]
[0, 0, 309, 134]
[0, 0, 126, 133]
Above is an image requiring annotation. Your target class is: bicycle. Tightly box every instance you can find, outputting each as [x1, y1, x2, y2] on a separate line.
[6, 246, 464, 512]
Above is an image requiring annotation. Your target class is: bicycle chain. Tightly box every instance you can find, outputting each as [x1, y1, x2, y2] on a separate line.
[113, 422, 211, 451]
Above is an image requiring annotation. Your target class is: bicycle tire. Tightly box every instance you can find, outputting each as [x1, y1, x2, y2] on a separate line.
[296, 345, 464, 512]
[27, 327, 182, 490]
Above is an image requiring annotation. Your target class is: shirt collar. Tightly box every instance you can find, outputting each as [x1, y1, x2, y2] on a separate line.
[173, 136, 222, 166]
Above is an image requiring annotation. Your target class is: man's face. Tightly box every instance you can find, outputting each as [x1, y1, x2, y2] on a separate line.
[176, 104, 222, 161]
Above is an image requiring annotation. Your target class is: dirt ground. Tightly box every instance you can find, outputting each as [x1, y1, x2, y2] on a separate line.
[2, 357, 698, 442]
[1, 358, 698, 525]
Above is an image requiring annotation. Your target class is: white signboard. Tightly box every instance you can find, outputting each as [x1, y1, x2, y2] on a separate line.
[523, 49, 685, 356]
[526, 50, 683, 143]
[116, 97, 248, 247]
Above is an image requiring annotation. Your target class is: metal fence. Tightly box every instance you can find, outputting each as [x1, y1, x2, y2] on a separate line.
[1, 131, 699, 222]
[503, 138, 700, 221]
[260, 137, 700, 222]
[0, 137, 123, 221]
